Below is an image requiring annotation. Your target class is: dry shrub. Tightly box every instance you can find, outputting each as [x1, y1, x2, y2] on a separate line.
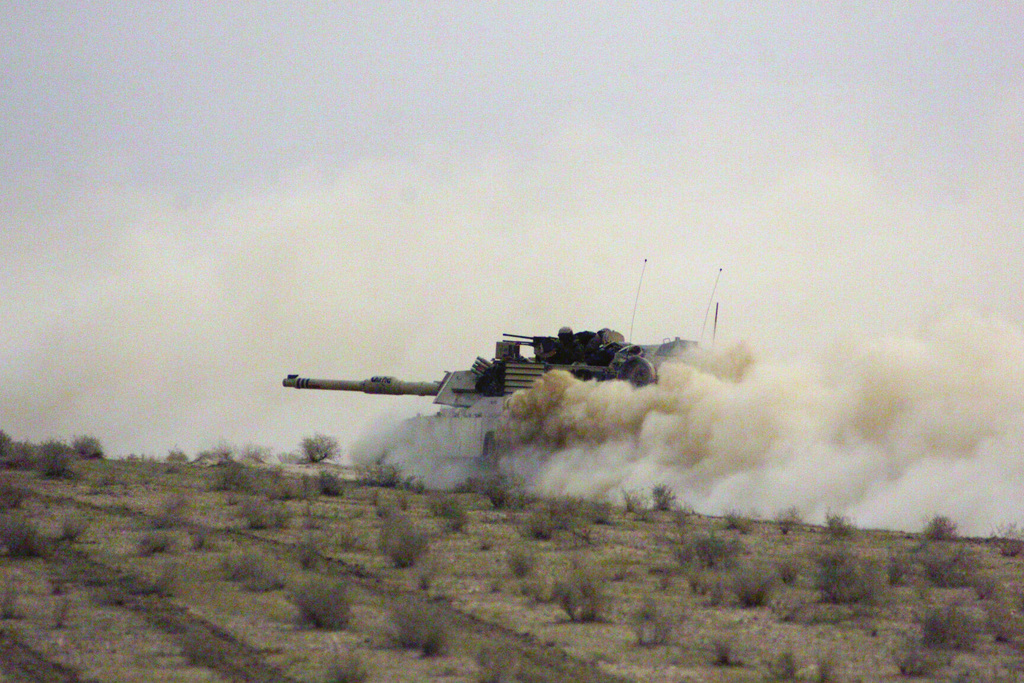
[379, 513, 428, 568]
[152, 494, 189, 529]
[295, 534, 319, 570]
[651, 484, 676, 511]
[429, 495, 468, 532]
[476, 644, 521, 683]
[71, 435, 104, 460]
[0, 476, 24, 510]
[722, 510, 753, 534]
[190, 528, 214, 551]
[211, 460, 254, 492]
[768, 651, 799, 680]
[887, 551, 915, 586]
[991, 523, 1024, 557]
[137, 530, 174, 556]
[711, 637, 741, 666]
[2, 441, 35, 470]
[632, 596, 673, 646]
[622, 489, 648, 515]
[36, 440, 74, 479]
[677, 532, 743, 570]
[57, 513, 88, 543]
[390, 602, 448, 656]
[922, 514, 958, 541]
[301, 433, 339, 463]
[166, 448, 189, 465]
[291, 578, 351, 630]
[357, 461, 403, 488]
[814, 549, 883, 605]
[775, 506, 802, 535]
[552, 563, 605, 622]
[507, 546, 537, 578]
[893, 640, 943, 677]
[1, 580, 19, 619]
[476, 475, 529, 510]
[221, 551, 283, 592]
[776, 559, 801, 585]
[0, 514, 49, 558]
[318, 470, 345, 496]
[822, 512, 855, 542]
[732, 564, 776, 608]
[239, 497, 291, 530]
[918, 546, 977, 588]
[920, 604, 978, 650]
[326, 647, 368, 683]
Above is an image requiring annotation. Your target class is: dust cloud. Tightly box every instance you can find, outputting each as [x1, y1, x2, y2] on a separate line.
[497, 312, 1024, 535]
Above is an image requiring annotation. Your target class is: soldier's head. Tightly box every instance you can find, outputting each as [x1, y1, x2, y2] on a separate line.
[558, 326, 574, 342]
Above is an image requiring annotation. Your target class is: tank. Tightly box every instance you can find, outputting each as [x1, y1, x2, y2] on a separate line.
[283, 329, 695, 464]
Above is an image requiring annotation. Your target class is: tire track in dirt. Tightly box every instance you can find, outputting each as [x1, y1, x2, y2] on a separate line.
[0, 629, 91, 683]
[45, 548, 301, 683]
[25, 484, 633, 683]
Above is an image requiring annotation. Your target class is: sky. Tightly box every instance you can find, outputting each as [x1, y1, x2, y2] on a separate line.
[2, 2, 1023, 470]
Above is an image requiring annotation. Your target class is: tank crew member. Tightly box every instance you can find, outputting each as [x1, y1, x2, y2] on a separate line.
[553, 326, 585, 364]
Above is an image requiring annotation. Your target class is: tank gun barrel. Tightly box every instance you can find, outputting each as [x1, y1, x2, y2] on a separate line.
[283, 374, 440, 396]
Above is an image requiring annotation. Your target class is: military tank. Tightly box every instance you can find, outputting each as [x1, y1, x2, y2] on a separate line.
[283, 328, 695, 463]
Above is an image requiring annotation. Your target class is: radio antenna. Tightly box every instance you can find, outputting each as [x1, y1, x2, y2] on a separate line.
[700, 267, 722, 344]
[629, 258, 647, 342]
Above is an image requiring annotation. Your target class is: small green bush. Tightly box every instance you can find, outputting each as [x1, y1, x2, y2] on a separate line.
[777, 559, 801, 585]
[0, 514, 48, 558]
[390, 603, 448, 656]
[301, 433, 339, 463]
[922, 514, 958, 541]
[379, 513, 429, 568]
[291, 578, 351, 630]
[887, 552, 915, 586]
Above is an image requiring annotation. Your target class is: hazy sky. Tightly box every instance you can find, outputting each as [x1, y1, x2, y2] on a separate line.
[2, 2, 1022, 458]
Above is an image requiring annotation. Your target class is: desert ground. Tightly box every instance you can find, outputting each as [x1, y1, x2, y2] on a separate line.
[1, 441, 1023, 682]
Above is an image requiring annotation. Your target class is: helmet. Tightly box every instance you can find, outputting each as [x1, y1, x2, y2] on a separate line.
[558, 326, 573, 338]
